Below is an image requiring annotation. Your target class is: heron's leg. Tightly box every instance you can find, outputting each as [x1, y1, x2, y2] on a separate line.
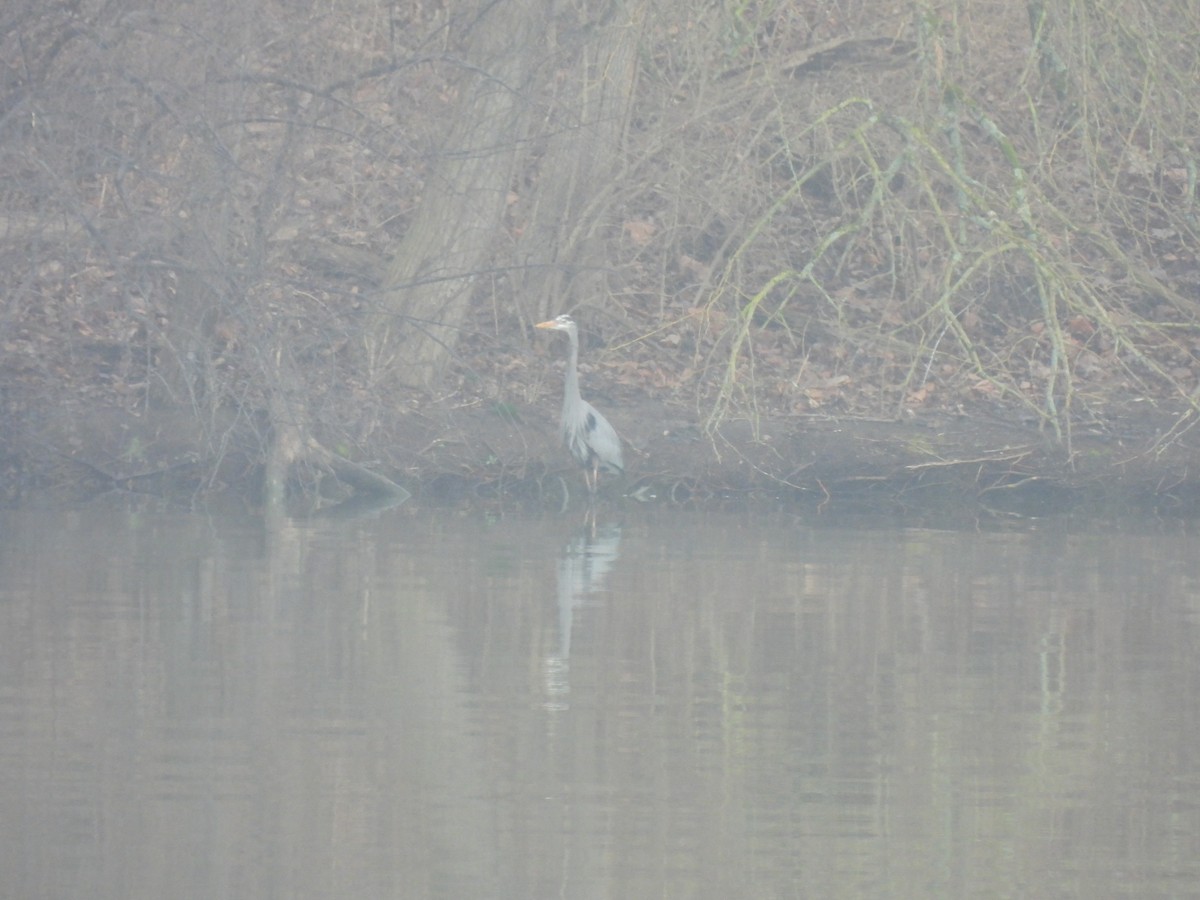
[586, 460, 599, 502]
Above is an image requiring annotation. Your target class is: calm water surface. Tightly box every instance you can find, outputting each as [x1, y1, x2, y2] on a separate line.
[1, 502, 1199, 899]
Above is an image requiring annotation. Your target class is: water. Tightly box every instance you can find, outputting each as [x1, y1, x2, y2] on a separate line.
[1, 502, 1199, 899]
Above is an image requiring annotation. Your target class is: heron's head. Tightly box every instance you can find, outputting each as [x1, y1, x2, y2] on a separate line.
[535, 314, 576, 333]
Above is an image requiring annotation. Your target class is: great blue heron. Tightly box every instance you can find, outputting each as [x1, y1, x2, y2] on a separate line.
[535, 314, 623, 499]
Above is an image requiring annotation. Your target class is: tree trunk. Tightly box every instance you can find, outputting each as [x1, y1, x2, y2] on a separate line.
[371, 0, 551, 389]
[371, 0, 643, 387]
[514, 1, 643, 324]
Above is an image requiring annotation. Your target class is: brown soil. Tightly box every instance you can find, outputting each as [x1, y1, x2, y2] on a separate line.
[4, 3, 1199, 518]
[384, 395, 1200, 516]
[12, 389, 1200, 518]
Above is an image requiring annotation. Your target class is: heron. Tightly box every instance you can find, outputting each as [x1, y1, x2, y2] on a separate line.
[535, 314, 623, 500]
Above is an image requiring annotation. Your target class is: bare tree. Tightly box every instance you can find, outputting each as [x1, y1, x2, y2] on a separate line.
[511, 3, 642, 325]
[370, 0, 642, 389]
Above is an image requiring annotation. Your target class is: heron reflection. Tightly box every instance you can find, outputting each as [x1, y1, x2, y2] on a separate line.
[544, 521, 622, 710]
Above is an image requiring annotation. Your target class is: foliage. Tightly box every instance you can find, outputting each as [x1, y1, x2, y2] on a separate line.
[609, 0, 1200, 445]
[2, 0, 1198, 493]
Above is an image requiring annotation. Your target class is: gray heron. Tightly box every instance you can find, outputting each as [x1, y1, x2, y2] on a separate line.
[535, 314, 623, 500]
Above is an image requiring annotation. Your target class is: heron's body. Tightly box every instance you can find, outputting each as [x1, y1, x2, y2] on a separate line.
[535, 314, 623, 498]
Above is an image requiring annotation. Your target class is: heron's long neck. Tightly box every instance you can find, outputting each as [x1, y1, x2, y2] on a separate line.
[562, 331, 582, 420]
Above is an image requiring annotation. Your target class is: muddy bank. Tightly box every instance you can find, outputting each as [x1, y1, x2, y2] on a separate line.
[391, 397, 1200, 516]
[12, 398, 1200, 518]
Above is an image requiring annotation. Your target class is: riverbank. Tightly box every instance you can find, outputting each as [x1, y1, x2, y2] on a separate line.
[10, 394, 1200, 519]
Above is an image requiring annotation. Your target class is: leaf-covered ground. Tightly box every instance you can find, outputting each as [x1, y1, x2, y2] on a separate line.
[4, 1, 1200, 516]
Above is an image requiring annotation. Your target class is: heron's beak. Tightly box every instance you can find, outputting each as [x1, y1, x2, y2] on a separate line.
[535, 320, 556, 330]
